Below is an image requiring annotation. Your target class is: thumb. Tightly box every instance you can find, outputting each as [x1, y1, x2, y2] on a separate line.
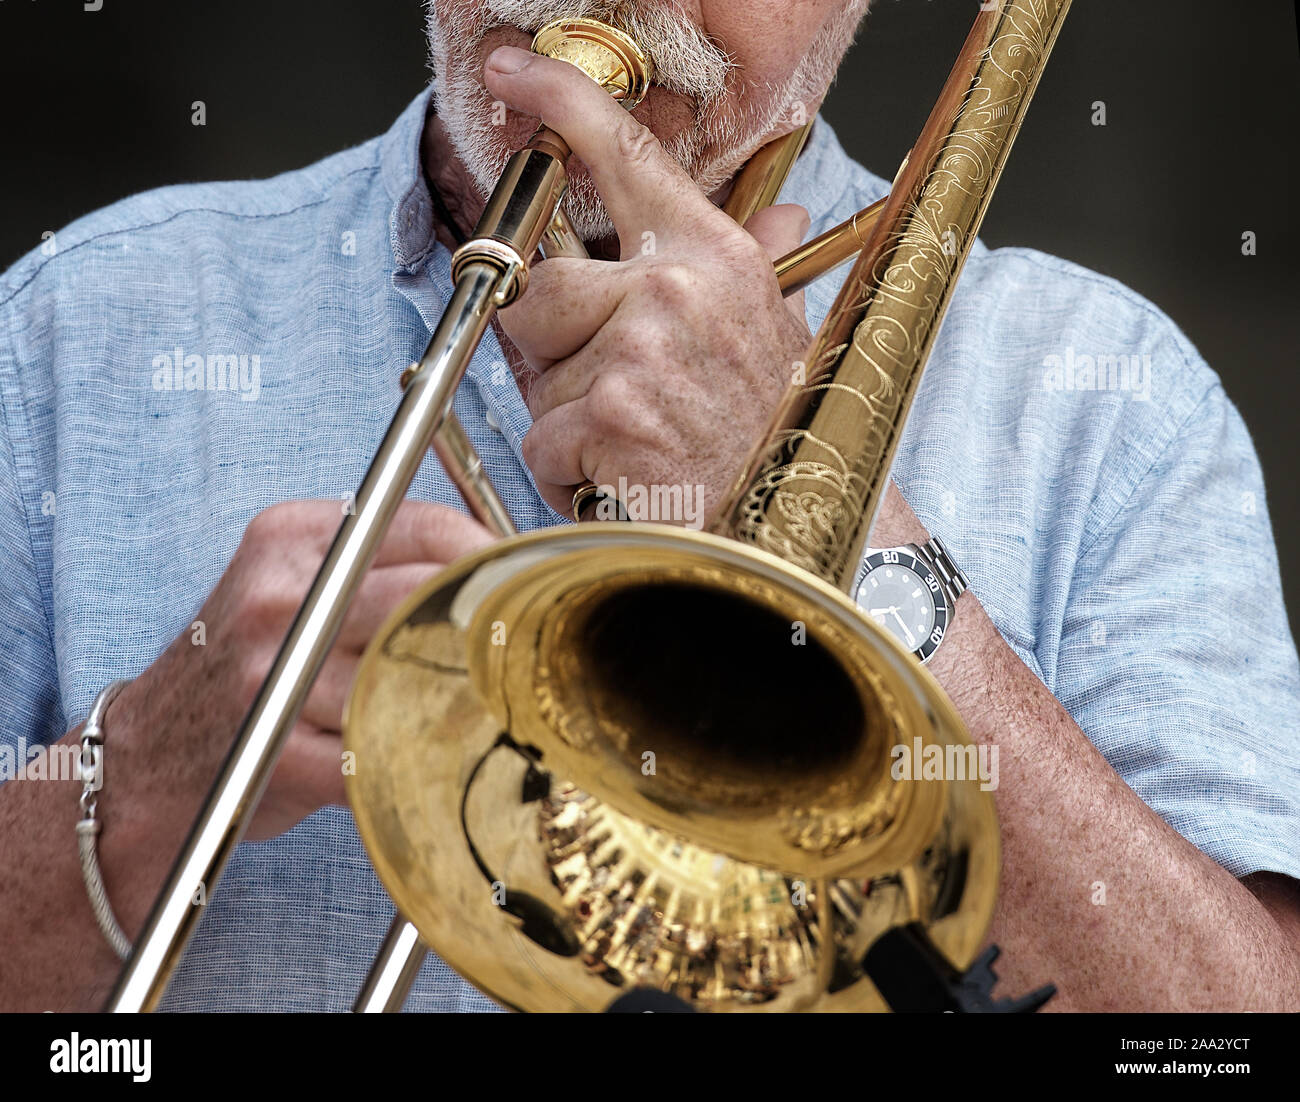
[744, 202, 811, 260]
[742, 203, 811, 323]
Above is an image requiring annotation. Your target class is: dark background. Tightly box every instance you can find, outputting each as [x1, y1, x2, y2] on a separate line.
[3, 0, 1298, 634]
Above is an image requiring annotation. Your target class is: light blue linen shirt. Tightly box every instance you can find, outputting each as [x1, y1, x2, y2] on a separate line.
[3, 87, 1298, 1011]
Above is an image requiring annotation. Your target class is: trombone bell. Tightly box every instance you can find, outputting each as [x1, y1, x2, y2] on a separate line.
[344, 525, 999, 1011]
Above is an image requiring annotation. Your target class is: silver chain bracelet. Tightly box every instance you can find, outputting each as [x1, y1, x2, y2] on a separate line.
[76, 679, 133, 960]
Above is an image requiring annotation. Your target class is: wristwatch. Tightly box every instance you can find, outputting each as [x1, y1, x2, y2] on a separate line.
[852, 536, 969, 664]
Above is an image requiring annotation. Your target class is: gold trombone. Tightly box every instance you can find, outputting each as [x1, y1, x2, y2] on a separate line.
[108, 0, 1071, 1013]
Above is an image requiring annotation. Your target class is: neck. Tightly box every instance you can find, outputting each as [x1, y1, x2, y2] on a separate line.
[420, 116, 486, 254]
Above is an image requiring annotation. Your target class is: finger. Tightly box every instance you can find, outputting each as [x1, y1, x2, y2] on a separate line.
[248, 499, 495, 573]
[484, 47, 717, 251]
[523, 312, 637, 421]
[743, 203, 811, 324]
[299, 649, 364, 733]
[744, 203, 811, 258]
[335, 561, 444, 652]
[521, 399, 589, 493]
[522, 377, 662, 518]
[277, 724, 347, 810]
[533, 475, 580, 520]
[371, 499, 497, 567]
[498, 255, 626, 370]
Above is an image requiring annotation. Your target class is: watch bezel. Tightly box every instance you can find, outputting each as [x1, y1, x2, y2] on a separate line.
[853, 548, 951, 663]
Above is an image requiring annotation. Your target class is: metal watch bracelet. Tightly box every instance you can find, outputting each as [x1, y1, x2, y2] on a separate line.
[914, 535, 970, 609]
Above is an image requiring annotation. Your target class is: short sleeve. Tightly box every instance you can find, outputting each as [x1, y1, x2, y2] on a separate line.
[1056, 383, 1300, 879]
[0, 296, 63, 760]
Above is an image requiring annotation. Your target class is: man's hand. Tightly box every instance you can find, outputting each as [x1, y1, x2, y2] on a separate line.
[484, 45, 813, 523]
[109, 500, 493, 842]
[0, 498, 492, 1009]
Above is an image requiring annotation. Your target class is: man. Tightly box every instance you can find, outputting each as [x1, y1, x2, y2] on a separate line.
[1, 0, 1297, 1012]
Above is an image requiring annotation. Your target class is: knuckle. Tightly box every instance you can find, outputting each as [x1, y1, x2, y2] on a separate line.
[411, 501, 477, 563]
[401, 501, 450, 558]
[520, 429, 540, 466]
[616, 116, 661, 168]
[241, 505, 282, 549]
[242, 500, 319, 550]
[229, 569, 285, 626]
[240, 647, 277, 702]
[644, 262, 697, 306]
[520, 429, 554, 481]
[726, 232, 774, 276]
[588, 372, 634, 430]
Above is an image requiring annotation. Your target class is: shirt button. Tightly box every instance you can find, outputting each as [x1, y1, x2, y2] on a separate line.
[485, 409, 502, 434]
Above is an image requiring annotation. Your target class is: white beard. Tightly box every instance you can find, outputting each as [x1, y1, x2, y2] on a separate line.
[425, 0, 869, 241]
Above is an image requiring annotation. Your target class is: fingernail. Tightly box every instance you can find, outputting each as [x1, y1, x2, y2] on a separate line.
[487, 46, 534, 75]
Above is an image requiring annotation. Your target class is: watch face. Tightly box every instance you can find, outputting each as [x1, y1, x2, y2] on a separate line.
[852, 549, 949, 662]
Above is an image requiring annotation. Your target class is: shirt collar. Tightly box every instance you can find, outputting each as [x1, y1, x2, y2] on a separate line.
[380, 84, 441, 272]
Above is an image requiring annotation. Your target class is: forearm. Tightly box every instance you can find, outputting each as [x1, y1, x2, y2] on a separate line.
[931, 596, 1300, 1010]
[0, 685, 209, 1011]
[866, 481, 1300, 1010]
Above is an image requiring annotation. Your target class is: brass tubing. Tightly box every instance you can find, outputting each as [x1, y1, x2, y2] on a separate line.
[540, 208, 590, 260]
[451, 142, 571, 303]
[723, 122, 813, 222]
[434, 414, 519, 538]
[717, 0, 1072, 593]
[339, 0, 1071, 1015]
[339, 21, 644, 1011]
[353, 916, 428, 1013]
[488, 128, 878, 299]
[351, 410, 521, 1015]
[774, 197, 886, 295]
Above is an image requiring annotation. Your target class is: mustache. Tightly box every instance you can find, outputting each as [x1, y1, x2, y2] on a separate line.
[476, 0, 737, 106]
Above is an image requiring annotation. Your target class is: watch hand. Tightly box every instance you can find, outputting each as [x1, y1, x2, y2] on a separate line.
[890, 607, 917, 648]
[868, 607, 895, 617]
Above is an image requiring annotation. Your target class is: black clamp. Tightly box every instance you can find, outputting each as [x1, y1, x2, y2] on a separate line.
[862, 922, 1056, 1013]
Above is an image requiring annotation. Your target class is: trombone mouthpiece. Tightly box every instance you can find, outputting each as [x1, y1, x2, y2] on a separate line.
[531, 18, 653, 109]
